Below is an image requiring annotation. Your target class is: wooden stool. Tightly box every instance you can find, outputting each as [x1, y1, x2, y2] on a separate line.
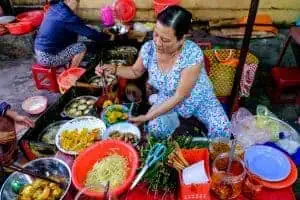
[32, 63, 60, 92]
[270, 27, 300, 104]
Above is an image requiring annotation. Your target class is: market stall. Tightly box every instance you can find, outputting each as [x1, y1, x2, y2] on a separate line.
[0, 0, 299, 199]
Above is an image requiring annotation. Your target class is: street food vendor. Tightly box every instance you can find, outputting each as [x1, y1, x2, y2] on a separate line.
[34, 0, 114, 68]
[96, 6, 230, 138]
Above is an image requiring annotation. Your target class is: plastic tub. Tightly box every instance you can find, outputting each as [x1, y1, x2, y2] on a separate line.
[5, 21, 33, 35]
[72, 140, 139, 198]
[16, 10, 44, 27]
[153, 0, 181, 15]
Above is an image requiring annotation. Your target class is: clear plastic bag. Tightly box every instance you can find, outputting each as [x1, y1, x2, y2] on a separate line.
[232, 105, 300, 148]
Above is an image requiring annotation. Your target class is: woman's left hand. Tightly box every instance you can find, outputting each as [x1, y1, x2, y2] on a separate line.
[129, 114, 150, 126]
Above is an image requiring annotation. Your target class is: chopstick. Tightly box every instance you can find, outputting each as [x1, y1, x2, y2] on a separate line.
[4, 164, 63, 186]
[103, 181, 110, 200]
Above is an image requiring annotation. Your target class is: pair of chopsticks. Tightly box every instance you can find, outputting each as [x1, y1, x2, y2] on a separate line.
[3, 164, 63, 187]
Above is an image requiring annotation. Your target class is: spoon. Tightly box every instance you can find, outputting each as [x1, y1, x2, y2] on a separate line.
[227, 134, 237, 174]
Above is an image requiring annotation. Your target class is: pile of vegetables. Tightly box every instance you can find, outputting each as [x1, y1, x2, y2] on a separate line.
[137, 135, 209, 193]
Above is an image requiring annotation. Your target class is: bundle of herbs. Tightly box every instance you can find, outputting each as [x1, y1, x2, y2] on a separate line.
[136, 135, 209, 193]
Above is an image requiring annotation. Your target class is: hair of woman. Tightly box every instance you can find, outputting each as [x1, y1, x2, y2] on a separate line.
[157, 5, 192, 40]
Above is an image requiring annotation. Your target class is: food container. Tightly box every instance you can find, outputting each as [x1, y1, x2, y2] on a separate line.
[103, 122, 141, 145]
[16, 10, 44, 27]
[209, 137, 244, 161]
[72, 140, 139, 198]
[38, 120, 68, 145]
[101, 104, 129, 127]
[209, 137, 230, 161]
[22, 96, 48, 115]
[55, 116, 106, 155]
[0, 16, 16, 24]
[211, 152, 246, 199]
[242, 171, 263, 199]
[61, 96, 97, 119]
[0, 158, 71, 200]
[88, 74, 117, 89]
[6, 21, 33, 35]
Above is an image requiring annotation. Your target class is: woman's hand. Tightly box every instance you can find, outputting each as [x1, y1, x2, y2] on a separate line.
[6, 110, 35, 128]
[95, 64, 116, 76]
[129, 114, 151, 126]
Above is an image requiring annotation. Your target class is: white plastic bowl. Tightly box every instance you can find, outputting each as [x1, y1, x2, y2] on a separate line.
[22, 96, 47, 115]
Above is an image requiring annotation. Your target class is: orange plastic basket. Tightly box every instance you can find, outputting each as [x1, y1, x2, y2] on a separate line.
[178, 148, 211, 200]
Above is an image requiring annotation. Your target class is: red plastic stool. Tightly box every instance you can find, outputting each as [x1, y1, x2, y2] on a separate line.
[32, 64, 60, 92]
[270, 26, 300, 104]
[271, 67, 300, 104]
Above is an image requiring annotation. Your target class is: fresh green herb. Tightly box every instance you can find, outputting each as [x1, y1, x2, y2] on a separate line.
[137, 135, 209, 192]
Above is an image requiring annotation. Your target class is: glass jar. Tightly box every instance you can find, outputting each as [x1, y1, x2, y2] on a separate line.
[209, 138, 245, 161]
[242, 171, 263, 199]
[211, 153, 246, 199]
[209, 137, 230, 161]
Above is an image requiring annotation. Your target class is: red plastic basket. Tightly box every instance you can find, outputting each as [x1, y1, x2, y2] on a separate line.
[153, 0, 181, 15]
[178, 148, 211, 200]
[16, 10, 44, 27]
[5, 21, 33, 35]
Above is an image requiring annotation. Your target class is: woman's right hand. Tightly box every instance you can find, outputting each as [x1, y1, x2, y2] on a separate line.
[95, 64, 116, 76]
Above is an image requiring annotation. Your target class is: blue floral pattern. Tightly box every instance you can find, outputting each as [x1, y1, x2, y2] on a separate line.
[141, 40, 230, 138]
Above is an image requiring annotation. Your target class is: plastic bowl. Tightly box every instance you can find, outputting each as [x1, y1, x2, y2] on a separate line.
[5, 21, 33, 35]
[103, 122, 141, 145]
[101, 104, 129, 127]
[0, 16, 16, 24]
[72, 140, 139, 198]
[16, 10, 44, 27]
[22, 96, 47, 115]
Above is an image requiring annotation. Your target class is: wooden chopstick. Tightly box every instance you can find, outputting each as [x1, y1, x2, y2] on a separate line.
[4, 164, 63, 186]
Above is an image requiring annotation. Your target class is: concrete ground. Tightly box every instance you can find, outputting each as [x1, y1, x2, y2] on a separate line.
[0, 58, 60, 117]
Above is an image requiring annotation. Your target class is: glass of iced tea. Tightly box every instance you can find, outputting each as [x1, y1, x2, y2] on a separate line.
[211, 152, 246, 199]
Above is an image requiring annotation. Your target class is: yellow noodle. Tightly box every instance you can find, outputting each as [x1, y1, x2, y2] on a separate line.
[85, 154, 128, 191]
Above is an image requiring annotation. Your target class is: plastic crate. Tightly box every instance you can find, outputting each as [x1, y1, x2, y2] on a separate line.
[179, 148, 211, 200]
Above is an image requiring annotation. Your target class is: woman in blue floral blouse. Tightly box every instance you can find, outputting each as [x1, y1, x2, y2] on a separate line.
[96, 6, 230, 139]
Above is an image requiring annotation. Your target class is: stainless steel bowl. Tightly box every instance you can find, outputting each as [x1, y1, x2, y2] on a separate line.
[38, 120, 69, 145]
[61, 96, 98, 119]
[0, 158, 71, 200]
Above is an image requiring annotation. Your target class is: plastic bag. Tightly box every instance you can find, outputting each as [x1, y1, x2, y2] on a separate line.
[231, 107, 272, 148]
[232, 105, 300, 148]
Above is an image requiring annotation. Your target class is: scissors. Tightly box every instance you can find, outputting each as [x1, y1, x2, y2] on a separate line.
[130, 143, 166, 190]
